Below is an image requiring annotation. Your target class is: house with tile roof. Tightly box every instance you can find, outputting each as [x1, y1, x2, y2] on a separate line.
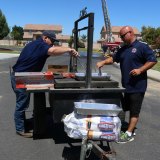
[23, 24, 70, 43]
[97, 26, 141, 44]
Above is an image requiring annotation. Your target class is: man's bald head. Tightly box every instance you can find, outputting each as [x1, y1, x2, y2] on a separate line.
[120, 26, 136, 44]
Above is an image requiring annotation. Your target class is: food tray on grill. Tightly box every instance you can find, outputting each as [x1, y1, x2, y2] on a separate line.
[74, 102, 122, 116]
[75, 73, 111, 81]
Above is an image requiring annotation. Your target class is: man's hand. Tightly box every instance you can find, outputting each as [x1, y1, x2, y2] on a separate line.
[130, 62, 157, 76]
[69, 48, 79, 57]
[130, 69, 142, 76]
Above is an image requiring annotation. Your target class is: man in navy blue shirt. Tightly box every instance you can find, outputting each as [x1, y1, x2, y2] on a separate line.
[97, 26, 157, 143]
[11, 30, 79, 138]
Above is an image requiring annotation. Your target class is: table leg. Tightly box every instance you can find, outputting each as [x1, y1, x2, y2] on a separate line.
[33, 92, 46, 138]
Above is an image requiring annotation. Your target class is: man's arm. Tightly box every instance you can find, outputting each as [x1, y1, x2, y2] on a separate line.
[96, 57, 114, 68]
[48, 46, 79, 57]
[130, 61, 157, 76]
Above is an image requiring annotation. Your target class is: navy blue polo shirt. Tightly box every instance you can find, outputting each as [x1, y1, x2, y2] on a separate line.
[113, 40, 157, 93]
[13, 38, 50, 72]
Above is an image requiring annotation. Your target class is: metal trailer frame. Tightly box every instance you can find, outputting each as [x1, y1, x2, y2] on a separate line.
[80, 136, 116, 160]
[70, 12, 94, 88]
[27, 87, 124, 160]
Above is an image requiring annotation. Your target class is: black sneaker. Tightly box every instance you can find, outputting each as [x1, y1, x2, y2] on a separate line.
[16, 131, 33, 138]
[116, 131, 134, 144]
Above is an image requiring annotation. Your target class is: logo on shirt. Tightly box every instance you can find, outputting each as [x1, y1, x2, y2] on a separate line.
[132, 48, 137, 53]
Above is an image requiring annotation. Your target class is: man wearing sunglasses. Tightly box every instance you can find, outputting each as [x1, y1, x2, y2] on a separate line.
[11, 30, 79, 138]
[97, 26, 157, 143]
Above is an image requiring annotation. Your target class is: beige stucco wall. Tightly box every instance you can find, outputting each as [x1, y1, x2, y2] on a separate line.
[84, 42, 101, 50]
[0, 40, 101, 49]
[0, 40, 17, 46]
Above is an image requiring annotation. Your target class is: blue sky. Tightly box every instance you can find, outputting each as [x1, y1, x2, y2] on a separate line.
[1, 0, 160, 41]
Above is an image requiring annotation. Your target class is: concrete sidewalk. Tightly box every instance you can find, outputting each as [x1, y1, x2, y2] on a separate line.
[147, 69, 160, 82]
[0, 53, 19, 59]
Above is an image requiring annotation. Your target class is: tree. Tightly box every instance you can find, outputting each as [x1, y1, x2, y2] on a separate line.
[68, 36, 74, 48]
[67, 35, 85, 48]
[155, 36, 160, 49]
[141, 26, 160, 49]
[0, 9, 10, 39]
[80, 34, 87, 42]
[141, 26, 157, 45]
[77, 40, 85, 48]
[11, 25, 24, 45]
[155, 27, 160, 48]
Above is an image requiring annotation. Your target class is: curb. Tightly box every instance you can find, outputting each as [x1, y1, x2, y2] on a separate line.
[147, 76, 160, 82]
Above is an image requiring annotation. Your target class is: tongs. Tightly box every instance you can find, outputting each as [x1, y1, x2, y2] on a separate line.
[77, 56, 98, 73]
[98, 67, 102, 76]
[77, 56, 86, 72]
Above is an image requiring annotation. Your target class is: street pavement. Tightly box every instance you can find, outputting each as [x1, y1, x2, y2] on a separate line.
[0, 53, 160, 82]
[0, 55, 160, 160]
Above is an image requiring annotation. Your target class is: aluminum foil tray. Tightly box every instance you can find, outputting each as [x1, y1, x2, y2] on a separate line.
[75, 73, 111, 81]
[74, 102, 122, 116]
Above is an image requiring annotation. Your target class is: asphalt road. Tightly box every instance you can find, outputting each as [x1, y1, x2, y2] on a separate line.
[0, 55, 160, 160]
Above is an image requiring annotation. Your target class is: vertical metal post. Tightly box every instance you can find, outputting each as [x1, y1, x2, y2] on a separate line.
[70, 12, 94, 88]
[73, 21, 78, 72]
[80, 138, 88, 160]
[85, 13, 94, 88]
[69, 22, 78, 72]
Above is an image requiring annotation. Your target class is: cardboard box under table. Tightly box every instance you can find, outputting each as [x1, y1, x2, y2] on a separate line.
[47, 65, 68, 73]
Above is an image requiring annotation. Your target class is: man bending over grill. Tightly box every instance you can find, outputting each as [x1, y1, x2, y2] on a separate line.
[11, 30, 79, 138]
